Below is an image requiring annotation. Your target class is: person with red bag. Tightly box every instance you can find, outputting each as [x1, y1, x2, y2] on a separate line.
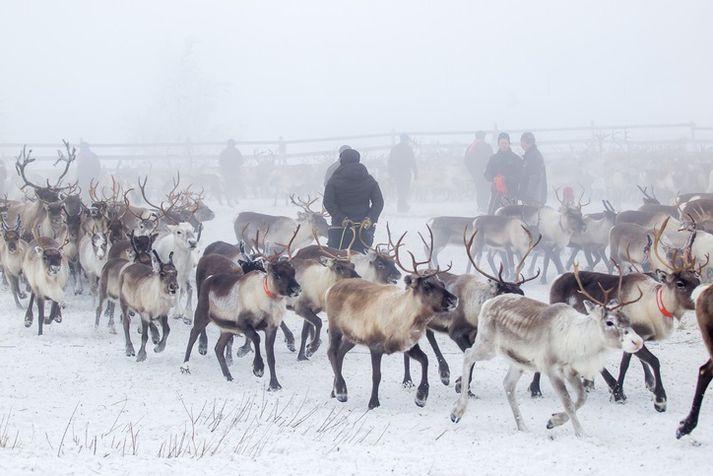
[484, 132, 523, 214]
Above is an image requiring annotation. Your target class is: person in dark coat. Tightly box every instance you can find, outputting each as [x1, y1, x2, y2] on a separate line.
[76, 141, 101, 201]
[484, 132, 523, 214]
[518, 132, 548, 206]
[323, 144, 351, 186]
[323, 148, 384, 252]
[464, 130, 492, 212]
[219, 139, 243, 203]
[387, 134, 417, 213]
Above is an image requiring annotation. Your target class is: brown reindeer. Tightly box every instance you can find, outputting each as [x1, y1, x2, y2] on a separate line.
[676, 283, 713, 438]
[325, 227, 458, 409]
[0, 215, 28, 308]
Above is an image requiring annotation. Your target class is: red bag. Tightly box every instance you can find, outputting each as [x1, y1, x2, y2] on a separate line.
[494, 175, 507, 194]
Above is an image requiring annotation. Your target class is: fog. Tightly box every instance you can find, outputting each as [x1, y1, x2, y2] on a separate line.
[1, 0, 712, 143]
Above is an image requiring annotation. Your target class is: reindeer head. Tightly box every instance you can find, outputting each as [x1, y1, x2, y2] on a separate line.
[89, 226, 109, 260]
[554, 186, 588, 233]
[651, 217, 704, 310]
[249, 225, 302, 298]
[392, 225, 458, 314]
[465, 225, 542, 296]
[153, 250, 179, 296]
[291, 194, 329, 238]
[637, 185, 660, 205]
[167, 223, 198, 250]
[129, 231, 157, 266]
[1, 215, 22, 253]
[573, 261, 644, 354]
[34, 239, 68, 276]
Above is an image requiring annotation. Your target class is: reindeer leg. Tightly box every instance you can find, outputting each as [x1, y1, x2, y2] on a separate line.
[451, 338, 495, 423]
[503, 366, 528, 431]
[148, 322, 160, 345]
[547, 370, 585, 437]
[551, 247, 566, 275]
[121, 303, 135, 357]
[368, 348, 384, 409]
[642, 360, 655, 393]
[548, 369, 587, 431]
[199, 329, 210, 356]
[406, 343, 430, 407]
[236, 335, 253, 357]
[635, 345, 667, 412]
[302, 311, 323, 358]
[280, 321, 296, 352]
[36, 296, 45, 336]
[613, 352, 632, 402]
[24, 293, 35, 328]
[154, 315, 170, 353]
[566, 247, 579, 270]
[402, 354, 413, 388]
[10, 275, 24, 309]
[426, 330, 450, 386]
[529, 372, 543, 398]
[136, 319, 149, 362]
[182, 281, 193, 325]
[330, 332, 355, 402]
[214, 332, 234, 381]
[225, 335, 234, 367]
[181, 313, 210, 374]
[677, 359, 713, 438]
[244, 328, 264, 377]
[453, 334, 475, 396]
[297, 320, 313, 361]
[265, 326, 282, 391]
[107, 302, 117, 334]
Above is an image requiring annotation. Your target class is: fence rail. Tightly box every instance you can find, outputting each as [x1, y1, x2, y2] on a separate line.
[1, 122, 711, 166]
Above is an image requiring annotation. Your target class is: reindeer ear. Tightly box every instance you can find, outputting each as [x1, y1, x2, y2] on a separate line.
[34, 246, 43, 256]
[319, 256, 333, 267]
[366, 249, 377, 260]
[582, 299, 597, 315]
[404, 275, 417, 288]
[654, 269, 668, 283]
[296, 212, 307, 220]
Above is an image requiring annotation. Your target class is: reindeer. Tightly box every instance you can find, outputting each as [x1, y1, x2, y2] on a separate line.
[424, 216, 476, 271]
[450, 263, 643, 437]
[181, 227, 302, 390]
[119, 250, 179, 361]
[14, 142, 77, 240]
[679, 197, 713, 233]
[566, 200, 617, 271]
[233, 194, 329, 251]
[96, 232, 156, 333]
[528, 218, 702, 411]
[464, 215, 534, 280]
[0, 215, 28, 308]
[325, 228, 458, 409]
[676, 283, 713, 438]
[495, 187, 587, 282]
[22, 236, 69, 336]
[78, 225, 110, 299]
[403, 225, 541, 392]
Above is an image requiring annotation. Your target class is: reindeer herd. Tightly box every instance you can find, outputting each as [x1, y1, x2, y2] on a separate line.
[1, 144, 712, 441]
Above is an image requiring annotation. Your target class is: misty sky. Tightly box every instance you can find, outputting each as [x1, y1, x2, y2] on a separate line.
[1, 0, 712, 143]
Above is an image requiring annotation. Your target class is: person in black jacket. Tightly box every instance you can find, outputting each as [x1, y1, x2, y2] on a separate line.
[484, 132, 523, 214]
[323, 148, 384, 252]
[219, 139, 244, 204]
[387, 134, 417, 213]
[518, 132, 548, 206]
[464, 130, 492, 212]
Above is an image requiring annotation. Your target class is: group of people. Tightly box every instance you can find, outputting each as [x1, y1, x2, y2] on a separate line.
[465, 131, 547, 214]
[316, 130, 547, 252]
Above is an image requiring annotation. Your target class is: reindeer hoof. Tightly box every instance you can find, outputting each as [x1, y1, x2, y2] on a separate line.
[74, 289, 82, 295]
[109, 326, 117, 335]
[125, 346, 135, 357]
[529, 382, 543, 398]
[24, 317, 33, 328]
[53, 314, 62, 324]
[225, 375, 233, 382]
[136, 350, 147, 362]
[180, 364, 190, 374]
[336, 392, 348, 403]
[297, 354, 309, 361]
[676, 419, 695, 439]
[415, 385, 429, 407]
[253, 367, 264, 378]
[44, 317, 52, 324]
[368, 399, 380, 410]
[18, 292, 27, 299]
[583, 379, 595, 393]
[402, 379, 415, 389]
[306, 339, 321, 356]
[182, 316, 192, 326]
[654, 398, 667, 413]
[268, 382, 282, 392]
[285, 341, 296, 353]
[154, 343, 166, 353]
[611, 390, 627, 403]
[450, 413, 461, 424]
[440, 368, 450, 386]
[236, 346, 252, 358]
[198, 346, 207, 356]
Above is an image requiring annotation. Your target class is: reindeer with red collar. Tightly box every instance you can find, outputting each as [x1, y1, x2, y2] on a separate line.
[528, 217, 704, 412]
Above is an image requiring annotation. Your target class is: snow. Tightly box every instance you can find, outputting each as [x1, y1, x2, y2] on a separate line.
[0, 199, 711, 475]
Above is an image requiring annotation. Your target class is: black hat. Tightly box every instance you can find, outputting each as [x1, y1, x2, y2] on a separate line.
[339, 148, 360, 164]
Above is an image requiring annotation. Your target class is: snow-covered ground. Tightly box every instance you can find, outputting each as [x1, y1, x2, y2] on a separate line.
[0, 198, 711, 475]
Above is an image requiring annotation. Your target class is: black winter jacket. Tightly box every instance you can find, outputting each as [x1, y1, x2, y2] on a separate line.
[519, 146, 547, 206]
[484, 149, 523, 198]
[323, 156, 384, 226]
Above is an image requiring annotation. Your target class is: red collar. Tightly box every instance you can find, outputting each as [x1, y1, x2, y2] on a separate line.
[656, 286, 673, 318]
[263, 276, 277, 300]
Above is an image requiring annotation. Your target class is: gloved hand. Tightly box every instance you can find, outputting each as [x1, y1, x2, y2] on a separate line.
[341, 217, 351, 227]
[361, 217, 373, 230]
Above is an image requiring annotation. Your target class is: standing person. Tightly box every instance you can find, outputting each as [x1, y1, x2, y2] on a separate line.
[324, 145, 351, 186]
[323, 148, 384, 253]
[387, 134, 417, 213]
[518, 132, 548, 206]
[484, 132, 522, 214]
[464, 131, 493, 212]
[219, 139, 243, 204]
[76, 141, 101, 200]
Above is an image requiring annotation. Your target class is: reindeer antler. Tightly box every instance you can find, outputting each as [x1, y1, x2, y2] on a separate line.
[463, 227, 503, 282]
[52, 139, 77, 190]
[290, 194, 319, 213]
[513, 226, 542, 285]
[14, 146, 42, 191]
